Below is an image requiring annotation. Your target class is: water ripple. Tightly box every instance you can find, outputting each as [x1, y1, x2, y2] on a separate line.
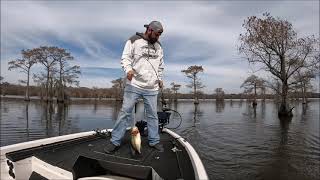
[1, 99, 319, 179]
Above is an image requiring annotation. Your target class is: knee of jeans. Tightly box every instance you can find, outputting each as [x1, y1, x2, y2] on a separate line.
[145, 108, 157, 115]
[146, 114, 158, 120]
[147, 118, 159, 125]
[120, 109, 132, 117]
[121, 105, 133, 113]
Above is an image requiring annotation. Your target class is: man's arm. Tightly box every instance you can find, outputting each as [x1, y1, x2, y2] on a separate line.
[121, 40, 134, 81]
[158, 56, 164, 88]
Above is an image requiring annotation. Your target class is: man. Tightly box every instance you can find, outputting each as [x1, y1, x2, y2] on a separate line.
[104, 21, 165, 154]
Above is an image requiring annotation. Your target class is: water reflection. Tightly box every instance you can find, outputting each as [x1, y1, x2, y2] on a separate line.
[239, 99, 244, 107]
[2, 101, 9, 113]
[261, 100, 266, 119]
[41, 102, 53, 136]
[263, 116, 297, 179]
[248, 104, 256, 119]
[215, 100, 225, 113]
[169, 101, 178, 111]
[191, 103, 204, 125]
[242, 101, 259, 120]
[193, 103, 198, 124]
[55, 103, 68, 135]
[112, 101, 121, 121]
[302, 103, 307, 115]
[93, 101, 98, 114]
[1, 99, 319, 179]
[25, 102, 30, 139]
[279, 120, 290, 149]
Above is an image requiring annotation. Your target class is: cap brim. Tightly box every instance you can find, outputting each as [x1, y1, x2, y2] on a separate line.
[144, 24, 149, 28]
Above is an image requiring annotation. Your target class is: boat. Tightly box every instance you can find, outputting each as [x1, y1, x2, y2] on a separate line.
[0, 127, 208, 180]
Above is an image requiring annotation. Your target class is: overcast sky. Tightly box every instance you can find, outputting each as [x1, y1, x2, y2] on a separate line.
[1, 0, 319, 93]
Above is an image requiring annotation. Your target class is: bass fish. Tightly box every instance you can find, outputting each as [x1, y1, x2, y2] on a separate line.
[131, 126, 141, 154]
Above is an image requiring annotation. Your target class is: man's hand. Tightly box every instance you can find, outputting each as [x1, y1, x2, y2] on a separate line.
[127, 70, 134, 81]
[158, 80, 164, 88]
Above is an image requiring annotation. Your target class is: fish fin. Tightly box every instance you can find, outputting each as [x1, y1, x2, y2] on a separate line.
[130, 144, 136, 156]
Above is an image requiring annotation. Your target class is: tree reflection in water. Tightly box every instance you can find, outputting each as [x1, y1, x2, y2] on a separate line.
[1, 99, 319, 179]
[192, 103, 203, 125]
[38, 102, 79, 137]
[41, 102, 54, 137]
[261, 100, 266, 119]
[215, 100, 225, 113]
[25, 102, 30, 140]
[112, 101, 121, 121]
[260, 118, 293, 179]
[55, 102, 68, 135]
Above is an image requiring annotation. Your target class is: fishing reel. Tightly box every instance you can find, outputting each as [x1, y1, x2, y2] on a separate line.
[135, 109, 171, 135]
[135, 120, 148, 136]
[157, 108, 171, 132]
[136, 107, 180, 134]
[157, 93, 172, 131]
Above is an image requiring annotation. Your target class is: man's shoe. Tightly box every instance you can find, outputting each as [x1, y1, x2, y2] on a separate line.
[104, 142, 120, 154]
[149, 143, 164, 152]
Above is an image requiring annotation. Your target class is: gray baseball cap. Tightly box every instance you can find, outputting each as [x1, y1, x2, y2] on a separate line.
[144, 21, 163, 32]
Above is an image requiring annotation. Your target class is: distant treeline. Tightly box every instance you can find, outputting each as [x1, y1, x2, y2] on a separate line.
[1, 83, 319, 100]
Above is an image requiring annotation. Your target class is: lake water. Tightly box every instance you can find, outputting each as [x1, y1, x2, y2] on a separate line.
[1, 98, 319, 180]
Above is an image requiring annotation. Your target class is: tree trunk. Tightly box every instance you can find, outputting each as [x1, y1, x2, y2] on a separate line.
[45, 68, 50, 102]
[253, 83, 257, 107]
[40, 84, 44, 100]
[25, 69, 30, 101]
[278, 80, 293, 118]
[262, 88, 266, 102]
[193, 74, 198, 104]
[48, 76, 54, 102]
[278, 56, 292, 118]
[62, 83, 65, 101]
[57, 62, 64, 103]
[57, 82, 64, 102]
[302, 83, 307, 104]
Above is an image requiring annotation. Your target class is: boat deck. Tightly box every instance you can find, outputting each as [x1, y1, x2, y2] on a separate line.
[6, 130, 195, 180]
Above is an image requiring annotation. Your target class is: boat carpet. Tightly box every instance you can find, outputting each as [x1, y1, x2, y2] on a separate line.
[6, 131, 195, 180]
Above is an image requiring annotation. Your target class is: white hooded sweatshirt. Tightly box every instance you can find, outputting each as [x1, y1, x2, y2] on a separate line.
[121, 32, 164, 91]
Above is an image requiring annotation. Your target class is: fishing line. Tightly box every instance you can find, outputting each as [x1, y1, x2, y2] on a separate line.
[145, 43, 183, 129]
[162, 108, 183, 129]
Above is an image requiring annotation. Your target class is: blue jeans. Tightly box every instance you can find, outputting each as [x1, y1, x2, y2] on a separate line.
[111, 84, 160, 146]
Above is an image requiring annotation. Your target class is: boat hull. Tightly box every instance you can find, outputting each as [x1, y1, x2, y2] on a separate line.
[1, 128, 208, 180]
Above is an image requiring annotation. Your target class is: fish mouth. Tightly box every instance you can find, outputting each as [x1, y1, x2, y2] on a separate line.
[131, 131, 140, 135]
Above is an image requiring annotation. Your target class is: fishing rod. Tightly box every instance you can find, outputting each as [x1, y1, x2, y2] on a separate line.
[145, 43, 183, 130]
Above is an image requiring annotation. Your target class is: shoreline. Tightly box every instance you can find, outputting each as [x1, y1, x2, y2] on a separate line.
[1, 95, 319, 102]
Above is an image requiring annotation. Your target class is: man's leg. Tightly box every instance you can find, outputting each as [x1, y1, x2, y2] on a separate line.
[143, 94, 160, 146]
[110, 89, 140, 146]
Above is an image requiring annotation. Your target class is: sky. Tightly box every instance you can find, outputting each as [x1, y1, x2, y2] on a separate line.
[1, 0, 319, 94]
